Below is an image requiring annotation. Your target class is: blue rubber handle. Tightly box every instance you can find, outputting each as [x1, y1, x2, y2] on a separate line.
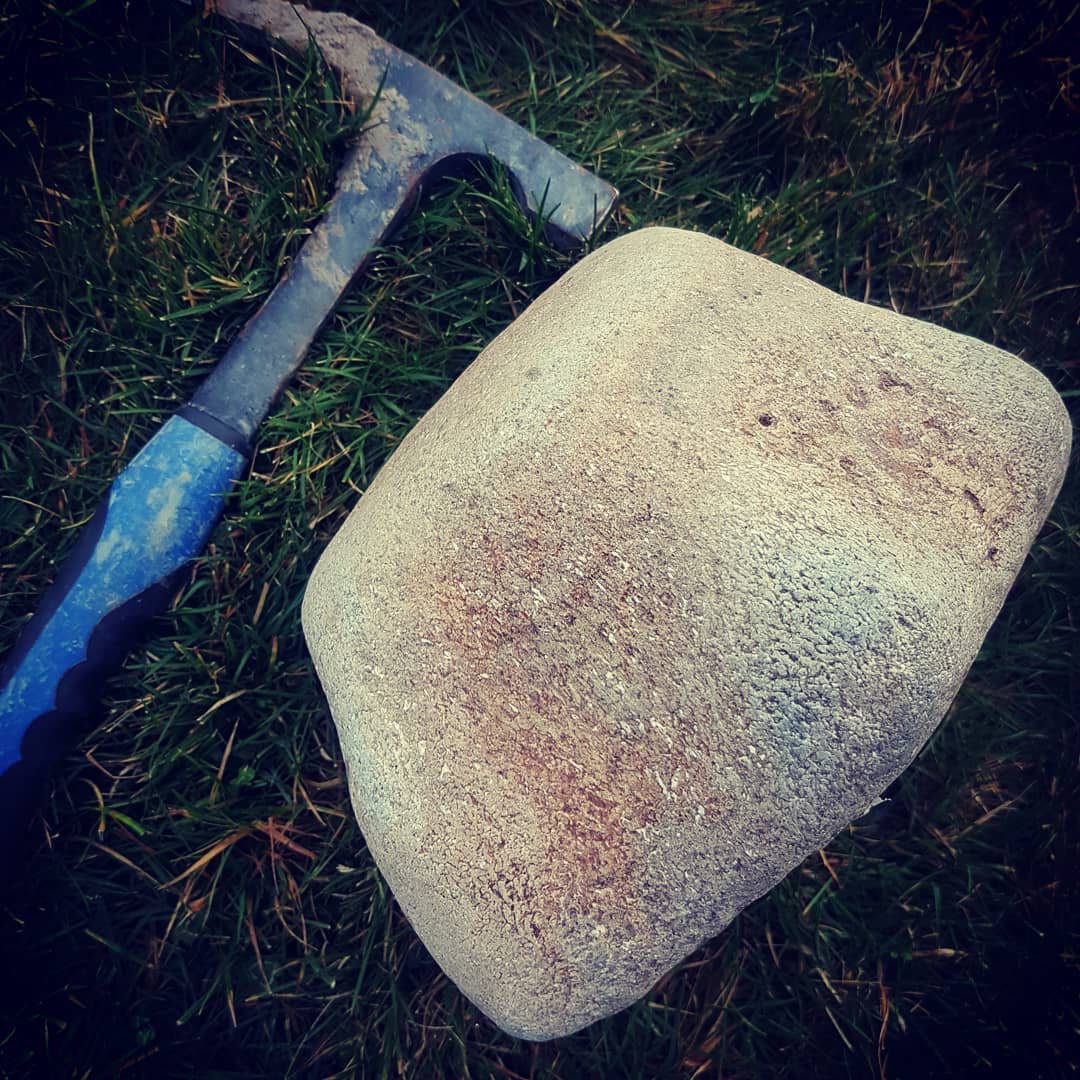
[0, 415, 246, 854]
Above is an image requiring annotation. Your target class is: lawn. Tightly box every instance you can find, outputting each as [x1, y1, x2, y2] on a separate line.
[0, 0, 1077, 1076]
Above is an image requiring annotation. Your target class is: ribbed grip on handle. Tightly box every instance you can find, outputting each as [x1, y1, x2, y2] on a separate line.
[0, 415, 247, 862]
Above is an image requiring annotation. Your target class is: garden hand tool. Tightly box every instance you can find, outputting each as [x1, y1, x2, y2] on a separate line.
[0, 0, 617, 865]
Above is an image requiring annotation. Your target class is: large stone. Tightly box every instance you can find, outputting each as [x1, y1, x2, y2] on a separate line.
[301, 227, 1071, 1040]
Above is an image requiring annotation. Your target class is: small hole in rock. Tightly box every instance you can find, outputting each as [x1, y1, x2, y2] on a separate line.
[758, 414, 776, 427]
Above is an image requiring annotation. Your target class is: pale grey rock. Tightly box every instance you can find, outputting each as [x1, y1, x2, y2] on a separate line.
[301, 227, 1071, 1040]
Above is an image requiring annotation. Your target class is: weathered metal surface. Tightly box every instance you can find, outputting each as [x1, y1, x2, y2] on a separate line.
[188, 0, 618, 441]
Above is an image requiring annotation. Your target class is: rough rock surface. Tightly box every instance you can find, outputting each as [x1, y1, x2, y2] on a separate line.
[302, 227, 1071, 1040]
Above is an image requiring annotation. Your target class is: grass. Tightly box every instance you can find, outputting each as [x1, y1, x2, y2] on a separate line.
[0, 0, 1076, 1076]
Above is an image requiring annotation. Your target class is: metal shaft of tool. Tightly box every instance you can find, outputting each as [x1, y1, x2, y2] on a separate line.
[186, 143, 422, 446]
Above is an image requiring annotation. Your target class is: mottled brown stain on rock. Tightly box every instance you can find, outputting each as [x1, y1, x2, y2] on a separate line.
[412, 447, 743, 944]
[728, 356, 1022, 548]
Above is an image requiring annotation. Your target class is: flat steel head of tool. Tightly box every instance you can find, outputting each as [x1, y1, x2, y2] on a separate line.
[208, 0, 618, 249]
[183, 0, 619, 441]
